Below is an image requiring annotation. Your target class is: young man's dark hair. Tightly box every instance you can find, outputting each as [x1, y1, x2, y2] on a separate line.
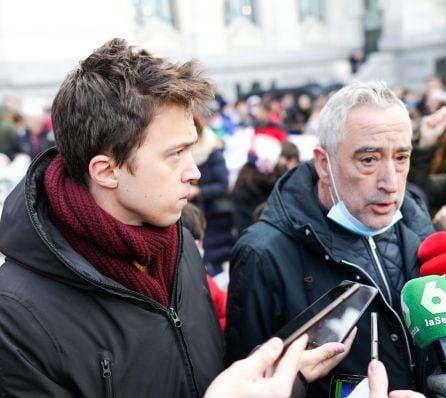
[52, 38, 213, 186]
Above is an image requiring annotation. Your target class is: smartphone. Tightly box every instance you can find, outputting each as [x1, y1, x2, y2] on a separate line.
[330, 374, 365, 398]
[274, 281, 378, 348]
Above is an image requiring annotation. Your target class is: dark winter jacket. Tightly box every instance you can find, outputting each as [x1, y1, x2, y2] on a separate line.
[0, 149, 225, 397]
[231, 163, 277, 238]
[195, 149, 234, 265]
[226, 161, 435, 397]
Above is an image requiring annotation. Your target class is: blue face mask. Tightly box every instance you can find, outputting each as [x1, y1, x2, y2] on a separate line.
[327, 200, 402, 237]
[325, 153, 403, 237]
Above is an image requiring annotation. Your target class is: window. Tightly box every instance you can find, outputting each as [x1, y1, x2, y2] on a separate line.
[225, 0, 256, 25]
[299, 0, 324, 22]
[132, 0, 176, 28]
[363, 0, 382, 55]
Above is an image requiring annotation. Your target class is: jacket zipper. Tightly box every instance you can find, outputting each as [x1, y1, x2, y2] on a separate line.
[341, 259, 415, 375]
[166, 221, 200, 397]
[367, 236, 393, 306]
[99, 352, 114, 398]
[168, 306, 183, 328]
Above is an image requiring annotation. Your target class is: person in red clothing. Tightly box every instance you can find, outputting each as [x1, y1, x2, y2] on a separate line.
[181, 202, 227, 331]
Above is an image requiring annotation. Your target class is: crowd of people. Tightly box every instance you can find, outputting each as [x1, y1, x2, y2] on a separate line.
[0, 37, 446, 397]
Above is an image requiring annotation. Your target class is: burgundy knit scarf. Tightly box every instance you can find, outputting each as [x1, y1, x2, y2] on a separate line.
[44, 155, 178, 307]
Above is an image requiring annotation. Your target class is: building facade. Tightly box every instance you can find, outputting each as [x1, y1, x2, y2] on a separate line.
[0, 0, 445, 104]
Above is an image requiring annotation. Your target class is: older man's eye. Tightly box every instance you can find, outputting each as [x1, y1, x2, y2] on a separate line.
[361, 157, 376, 165]
[396, 154, 410, 163]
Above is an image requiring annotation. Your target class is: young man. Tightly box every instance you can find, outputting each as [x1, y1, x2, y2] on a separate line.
[0, 38, 224, 397]
[226, 81, 435, 396]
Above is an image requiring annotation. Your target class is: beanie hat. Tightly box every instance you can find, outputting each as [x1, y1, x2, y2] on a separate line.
[248, 124, 288, 174]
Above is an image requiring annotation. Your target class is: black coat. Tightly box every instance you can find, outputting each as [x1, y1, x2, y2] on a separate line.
[226, 161, 435, 397]
[196, 149, 234, 264]
[0, 149, 225, 397]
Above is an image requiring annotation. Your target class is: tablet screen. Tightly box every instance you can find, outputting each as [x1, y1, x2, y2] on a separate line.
[275, 281, 378, 348]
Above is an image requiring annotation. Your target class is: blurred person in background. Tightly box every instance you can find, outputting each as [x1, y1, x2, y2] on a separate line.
[304, 94, 327, 136]
[254, 100, 288, 140]
[232, 137, 298, 239]
[191, 113, 234, 277]
[408, 106, 446, 229]
[276, 141, 300, 175]
[280, 92, 296, 119]
[231, 98, 255, 128]
[285, 93, 313, 135]
[9, 102, 54, 160]
[206, 94, 236, 139]
[0, 101, 18, 157]
[268, 94, 286, 125]
[348, 50, 364, 74]
[417, 75, 444, 116]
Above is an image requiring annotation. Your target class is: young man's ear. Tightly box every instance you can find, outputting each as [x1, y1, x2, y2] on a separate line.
[313, 146, 331, 186]
[89, 155, 119, 189]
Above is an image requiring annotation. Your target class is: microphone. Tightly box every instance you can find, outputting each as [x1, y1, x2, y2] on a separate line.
[401, 275, 446, 373]
[418, 232, 446, 276]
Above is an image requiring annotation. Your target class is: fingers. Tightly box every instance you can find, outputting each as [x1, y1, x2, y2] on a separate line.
[389, 391, 426, 398]
[274, 334, 308, 377]
[300, 343, 346, 382]
[368, 360, 425, 398]
[300, 328, 357, 382]
[368, 360, 389, 398]
[242, 337, 285, 376]
[342, 327, 357, 352]
[264, 335, 308, 398]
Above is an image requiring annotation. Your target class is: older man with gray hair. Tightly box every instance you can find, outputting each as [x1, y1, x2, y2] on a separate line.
[226, 81, 435, 396]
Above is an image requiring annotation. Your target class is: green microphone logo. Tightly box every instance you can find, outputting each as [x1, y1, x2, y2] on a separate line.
[421, 281, 446, 315]
[401, 276, 446, 349]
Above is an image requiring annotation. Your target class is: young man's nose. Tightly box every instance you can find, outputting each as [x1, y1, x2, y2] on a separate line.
[183, 156, 201, 182]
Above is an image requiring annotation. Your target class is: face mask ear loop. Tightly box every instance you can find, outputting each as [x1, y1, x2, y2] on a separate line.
[325, 151, 341, 205]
